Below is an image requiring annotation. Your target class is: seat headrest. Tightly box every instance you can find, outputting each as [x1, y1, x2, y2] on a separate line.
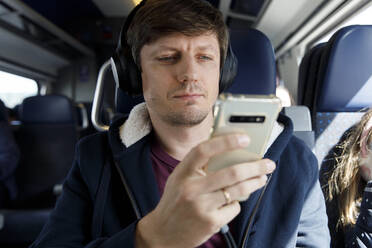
[20, 95, 76, 124]
[317, 25, 372, 112]
[227, 28, 276, 95]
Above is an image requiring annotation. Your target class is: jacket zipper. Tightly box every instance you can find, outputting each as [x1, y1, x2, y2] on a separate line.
[114, 160, 142, 219]
[113, 158, 271, 248]
[114, 158, 239, 247]
[240, 174, 272, 247]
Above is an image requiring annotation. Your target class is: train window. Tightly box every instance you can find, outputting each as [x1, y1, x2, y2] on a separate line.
[315, 3, 372, 45]
[0, 70, 38, 108]
[276, 85, 293, 107]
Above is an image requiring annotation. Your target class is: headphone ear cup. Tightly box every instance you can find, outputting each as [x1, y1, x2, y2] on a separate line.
[111, 0, 146, 96]
[125, 49, 142, 95]
[219, 43, 238, 93]
[111, 50, 126, 91]
[110, 47, 142, 96]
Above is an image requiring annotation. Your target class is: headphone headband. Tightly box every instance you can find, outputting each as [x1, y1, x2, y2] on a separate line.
[117, 0, 147, 56]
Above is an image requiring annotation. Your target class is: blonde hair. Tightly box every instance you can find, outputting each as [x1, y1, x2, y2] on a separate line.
[326, 108, 372, 230]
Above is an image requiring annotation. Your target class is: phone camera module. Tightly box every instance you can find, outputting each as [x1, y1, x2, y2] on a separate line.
[256, 117, 265, 123]
[229, 115, 265, 123]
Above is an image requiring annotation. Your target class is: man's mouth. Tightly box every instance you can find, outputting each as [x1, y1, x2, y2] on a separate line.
[173, 93, 204, 100]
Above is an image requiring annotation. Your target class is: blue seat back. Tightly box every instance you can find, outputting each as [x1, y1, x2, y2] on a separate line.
[298, 42, 326, 107]
[299, 25, 372, 164]
[14, 95, 78, 207]
[228, 28, 276, 94]
[316, 25, 372, 112]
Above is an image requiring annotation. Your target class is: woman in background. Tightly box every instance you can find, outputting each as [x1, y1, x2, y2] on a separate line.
[320, 108, 372, 247]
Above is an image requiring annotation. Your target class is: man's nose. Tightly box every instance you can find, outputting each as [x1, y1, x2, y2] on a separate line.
[176, 56, 199, 83]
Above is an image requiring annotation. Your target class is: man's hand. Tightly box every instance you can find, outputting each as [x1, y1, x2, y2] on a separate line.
[135, 133, 276, 248]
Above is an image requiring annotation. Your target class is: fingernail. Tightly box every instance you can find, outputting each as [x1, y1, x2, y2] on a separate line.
[267, 161, 276, 171]
[195, 168, 207, 176]
[237, 135, 250, 146]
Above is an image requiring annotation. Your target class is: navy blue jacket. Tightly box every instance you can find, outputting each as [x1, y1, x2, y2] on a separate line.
[31, 114, 329, 247]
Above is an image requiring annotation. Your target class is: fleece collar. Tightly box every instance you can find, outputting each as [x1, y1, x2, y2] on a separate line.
[119, 103, 284, 151]
[119, 103, 151, 148]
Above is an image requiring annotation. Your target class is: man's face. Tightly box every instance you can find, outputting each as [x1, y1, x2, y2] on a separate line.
[140, 32, 221, 126]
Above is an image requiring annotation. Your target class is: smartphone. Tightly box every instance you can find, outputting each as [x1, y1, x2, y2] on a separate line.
[207, 94, 282, 172]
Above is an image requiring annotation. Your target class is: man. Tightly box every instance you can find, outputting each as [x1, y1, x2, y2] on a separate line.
[31, 0, 330, 247]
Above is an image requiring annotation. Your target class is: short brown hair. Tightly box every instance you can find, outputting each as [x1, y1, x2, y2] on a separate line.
[126, 0, 228, 70]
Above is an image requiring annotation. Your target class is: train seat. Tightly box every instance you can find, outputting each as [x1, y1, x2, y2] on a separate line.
[228, 28, 314, 148]
[227, 29, 276, 94]
[75, 102, 99, 138]
[298, 42, 326, 108]
[14, 94, 78, 206]
[0, 94, 78, 246]
[299, 25, 372, 165]
[282, 106, 314, 149]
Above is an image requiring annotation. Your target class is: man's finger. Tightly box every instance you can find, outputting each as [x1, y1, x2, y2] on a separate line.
[202, 175, 267, 208]
[201, 159, 275, 193]
[180, 133, 250, 176]
[213, 201, 241, 230]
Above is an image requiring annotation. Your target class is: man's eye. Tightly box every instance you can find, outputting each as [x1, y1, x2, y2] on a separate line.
[199, 55, 213, 61]
[158, 56, 177, 62]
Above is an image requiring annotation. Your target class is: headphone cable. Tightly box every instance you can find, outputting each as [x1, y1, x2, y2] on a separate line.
[221, 225, 238, 248]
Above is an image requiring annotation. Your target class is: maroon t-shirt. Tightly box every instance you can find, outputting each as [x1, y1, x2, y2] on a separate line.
[150, 139, 226, 248]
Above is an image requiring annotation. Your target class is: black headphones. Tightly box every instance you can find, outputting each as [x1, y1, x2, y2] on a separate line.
[110, 0, 238, 96]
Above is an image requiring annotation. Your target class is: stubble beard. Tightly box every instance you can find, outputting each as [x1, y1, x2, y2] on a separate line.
[162, 103, 209, 126]
[154, 83, 212, 126]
